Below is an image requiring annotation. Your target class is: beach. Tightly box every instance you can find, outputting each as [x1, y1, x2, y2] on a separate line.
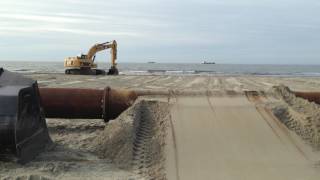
[1, 73, 320, 179]
[28, 73, 320, 91]
[1, 0, 320, 178]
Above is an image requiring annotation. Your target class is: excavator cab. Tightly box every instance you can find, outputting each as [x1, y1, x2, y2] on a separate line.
[77, 54, 85, 59]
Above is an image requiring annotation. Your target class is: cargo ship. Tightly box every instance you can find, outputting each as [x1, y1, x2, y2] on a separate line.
[201, 61, 215, 64]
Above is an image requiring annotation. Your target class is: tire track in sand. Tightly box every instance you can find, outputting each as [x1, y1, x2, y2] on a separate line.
[166, 92, 181, 180]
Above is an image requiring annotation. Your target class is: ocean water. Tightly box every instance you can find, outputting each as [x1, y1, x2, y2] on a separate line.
[1, 61, 320, 76]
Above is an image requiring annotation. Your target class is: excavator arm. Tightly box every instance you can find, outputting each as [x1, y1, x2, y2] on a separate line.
[87, 40, 117, 68]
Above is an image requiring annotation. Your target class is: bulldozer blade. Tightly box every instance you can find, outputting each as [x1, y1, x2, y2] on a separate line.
[0, 68, 52, 164]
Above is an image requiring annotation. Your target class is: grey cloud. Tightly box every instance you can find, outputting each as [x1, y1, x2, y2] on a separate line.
[0, 0, 319, 64]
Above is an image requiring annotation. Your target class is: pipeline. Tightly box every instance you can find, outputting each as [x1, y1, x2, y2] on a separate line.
[293, 91, 320, 105]
[39, 87, 137, 121]
[0, 68, 137, 163]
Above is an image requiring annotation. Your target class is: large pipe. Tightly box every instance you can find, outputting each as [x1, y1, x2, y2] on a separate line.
[293, 91, 320, 105]
[39, 87, 137, 121]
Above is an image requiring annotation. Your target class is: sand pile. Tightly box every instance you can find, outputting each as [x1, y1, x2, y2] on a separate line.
[0, 118, 136, 180]
[94, 99, 170, 179]
[0, 98, 170, 180]
[272, 85, 320, 149]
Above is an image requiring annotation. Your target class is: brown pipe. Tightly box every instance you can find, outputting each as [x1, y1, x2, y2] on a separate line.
[293, 91, 320, 105]
[39, 87, 137, 121]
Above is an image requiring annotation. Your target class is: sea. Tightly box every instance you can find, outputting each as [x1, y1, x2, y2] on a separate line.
[1, 61, 320, 77]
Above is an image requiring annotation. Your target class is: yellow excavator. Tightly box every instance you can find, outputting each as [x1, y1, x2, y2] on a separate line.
[64, 40, 118, 75]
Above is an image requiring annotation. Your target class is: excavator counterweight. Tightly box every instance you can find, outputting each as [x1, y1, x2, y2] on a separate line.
[64, 40, 119, 75]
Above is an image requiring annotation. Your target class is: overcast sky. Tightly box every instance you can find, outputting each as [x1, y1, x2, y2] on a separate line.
[0, 0, 319, 64]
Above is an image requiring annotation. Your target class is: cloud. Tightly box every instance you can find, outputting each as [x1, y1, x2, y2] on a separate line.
[0, 14, 85, 23]
[0, 26, 140, 37]
[0, 0, 320, 63]
[0, 13, 101, 24]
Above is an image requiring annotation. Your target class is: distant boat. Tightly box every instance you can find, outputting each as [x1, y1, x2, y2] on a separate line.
[148, 61, 156, 64]
[201, 61, 215, 64]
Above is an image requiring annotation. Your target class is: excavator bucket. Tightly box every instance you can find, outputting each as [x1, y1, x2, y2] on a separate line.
[107, 66, 119, 75]
[0, 68, 52, 164]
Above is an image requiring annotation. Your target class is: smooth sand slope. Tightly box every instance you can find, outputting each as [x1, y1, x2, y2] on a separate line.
[166, 95, 320, 180]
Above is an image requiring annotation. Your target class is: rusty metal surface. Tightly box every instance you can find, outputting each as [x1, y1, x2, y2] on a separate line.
[0, 68, 52, 164]
[107, 88, 138, 119]
[39, 87, 137, 121]
[294, 91, 320, 105]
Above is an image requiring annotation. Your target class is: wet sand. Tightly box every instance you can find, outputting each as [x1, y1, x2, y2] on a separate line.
[1, 74, 320, 179]
[28, 73, 320, 91]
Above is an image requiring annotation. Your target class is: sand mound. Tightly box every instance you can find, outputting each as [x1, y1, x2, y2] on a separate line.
[0, 120, 134, 179]
[0, 99, 170, 179]
[94, 99, 170, 179]
[273, 85, 320, 149]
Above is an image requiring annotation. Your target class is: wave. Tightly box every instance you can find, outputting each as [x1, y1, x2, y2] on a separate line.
[3, 63, 320, 77]
[121, 70, 320, 76]
[10, 69, 36, 73]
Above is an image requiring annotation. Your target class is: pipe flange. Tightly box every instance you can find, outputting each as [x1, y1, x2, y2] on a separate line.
[102, 87, 111, 122]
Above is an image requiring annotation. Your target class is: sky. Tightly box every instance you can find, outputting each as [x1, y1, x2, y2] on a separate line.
[0, 0, 320, 64]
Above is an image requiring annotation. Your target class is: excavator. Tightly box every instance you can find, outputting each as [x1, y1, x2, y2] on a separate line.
[64, 40, 119, 75]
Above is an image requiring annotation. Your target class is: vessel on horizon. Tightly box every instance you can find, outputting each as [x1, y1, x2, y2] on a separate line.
[201, 61, 215, 64]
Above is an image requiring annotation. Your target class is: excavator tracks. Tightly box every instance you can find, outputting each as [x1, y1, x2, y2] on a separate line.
[65, 69, 106, 75]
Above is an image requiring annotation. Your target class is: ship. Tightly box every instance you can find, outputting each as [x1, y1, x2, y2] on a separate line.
[201, 61, 215, 64]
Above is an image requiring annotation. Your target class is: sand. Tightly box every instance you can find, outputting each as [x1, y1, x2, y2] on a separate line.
[272, 85, 320, 149]
[1, 74, 320, 179]
[26, 74, 320, 91]
[94, 99, 170, 179]
[166, 95, 320, 180]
